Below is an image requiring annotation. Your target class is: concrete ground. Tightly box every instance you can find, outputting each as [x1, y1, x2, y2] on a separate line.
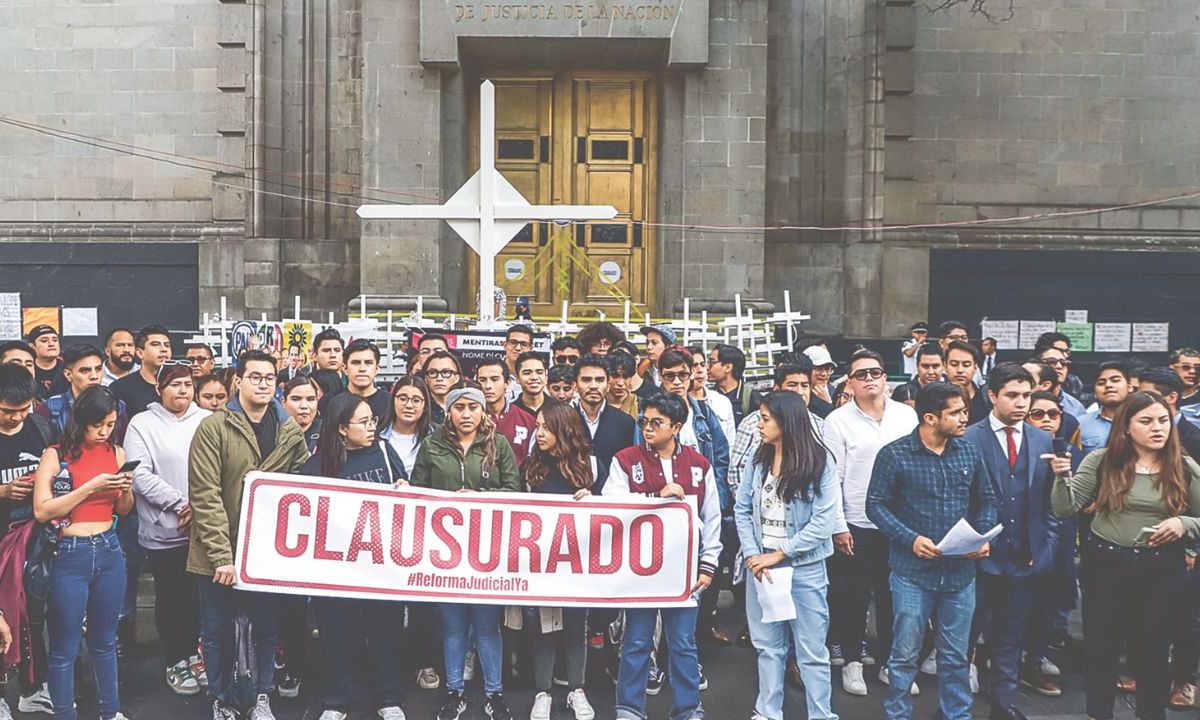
[3, 583, 1192, 720]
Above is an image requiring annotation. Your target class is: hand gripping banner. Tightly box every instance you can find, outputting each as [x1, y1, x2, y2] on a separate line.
[234, 473, 698, 608]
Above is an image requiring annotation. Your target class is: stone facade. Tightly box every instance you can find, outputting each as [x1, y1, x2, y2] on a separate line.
[0, 1, 1196, 333]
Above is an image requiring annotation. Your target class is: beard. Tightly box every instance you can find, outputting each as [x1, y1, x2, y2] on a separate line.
[110, 353, 136, 372]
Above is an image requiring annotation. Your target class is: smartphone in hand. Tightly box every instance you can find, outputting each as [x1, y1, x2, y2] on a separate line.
[117, 460, 141, 474]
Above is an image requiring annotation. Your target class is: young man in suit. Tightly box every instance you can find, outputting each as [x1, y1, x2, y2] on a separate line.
[962, 363, 1061, 720]
[572, 353, 635, 493]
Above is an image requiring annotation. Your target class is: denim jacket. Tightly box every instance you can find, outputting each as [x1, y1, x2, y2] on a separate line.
[734, 451, 839, 566]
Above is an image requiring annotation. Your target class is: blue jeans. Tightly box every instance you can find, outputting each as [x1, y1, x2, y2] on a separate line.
[441, 604, 504, 694]
[617, 605, 702, 720]
[746, 561, 838, 720]
[886, 573, 975, 720]
[196, 579, 278, 712]
[47, 529, 126, 720]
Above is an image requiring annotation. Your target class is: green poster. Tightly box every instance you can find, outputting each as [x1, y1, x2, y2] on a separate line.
[1057, 322, 1093, 352]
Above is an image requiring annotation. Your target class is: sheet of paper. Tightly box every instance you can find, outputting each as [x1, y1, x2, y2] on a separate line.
[1094, 323, 1131, 352]
[62, 307, 98, 336]
[935, 518, 1004, 557]
[1064, 309, 1088, 324]
[1056, 322, 1093, 352]
[21, 307, 60, 336]
[980, 320, 1019, 350]
[1131, 322, 1169, 352]
[1018, 320, 1058, 350]
[753, 565, 796, 623]
[0, 293, 20, 340]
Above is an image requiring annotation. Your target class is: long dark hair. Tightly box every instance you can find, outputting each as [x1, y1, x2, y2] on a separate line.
[1097, 391, 1188, 516]
[752, 392, 828, 502]
[61, 385, 120, 462]
[384, 376, 433, 438]
[524, 402, 593, 490]
[316, 393, 369, 478]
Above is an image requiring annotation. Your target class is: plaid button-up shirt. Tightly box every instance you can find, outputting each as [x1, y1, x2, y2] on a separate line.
[866, 429, 998, 591]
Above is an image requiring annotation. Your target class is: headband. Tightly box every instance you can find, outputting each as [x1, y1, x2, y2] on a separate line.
[445, 387, 485, 409]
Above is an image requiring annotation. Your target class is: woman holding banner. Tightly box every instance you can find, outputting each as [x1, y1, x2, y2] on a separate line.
[301, 393, 408, 720]
[734, 392, 840, 720]
[522, 401, 598, 720]
[410, 380, 521, 720]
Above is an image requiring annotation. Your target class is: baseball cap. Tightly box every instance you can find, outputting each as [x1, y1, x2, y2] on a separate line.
[26, 325, 57, 343]
[639, 323, 677, 346]
[802, 345, 836, 369]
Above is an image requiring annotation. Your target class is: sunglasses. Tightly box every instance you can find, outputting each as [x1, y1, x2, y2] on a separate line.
[1040, 357, 1071, 367]
[661, 370, 691, 384]
[554, 355, 579, 365]
[156, 358, 193, 378]
[849, 367, 885, 381]
[1028, 408, 1062, 420]
[636, 416, 672, 430]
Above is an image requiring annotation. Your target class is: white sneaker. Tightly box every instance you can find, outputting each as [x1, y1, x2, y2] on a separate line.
[212, 700, 239, 720]
[107, 714, 130, 720]
[969, 663, 979, 694]
[250, 694, 277, 720]
[0, 698, 12, 720]
[842, 662, 868, 696]
[417, 666, 441, 690]
[919, 650, 937, 675]
[879, 667, 919, 696]
[18, 684, 53, 714]
[1038, 657, 1061, 677]
[378, 706, 406, 720]
[530, 691, 553, 720]
[566, 689, 596, 720]
[463, 648, 477, 681]
[318, 712, 347, 720]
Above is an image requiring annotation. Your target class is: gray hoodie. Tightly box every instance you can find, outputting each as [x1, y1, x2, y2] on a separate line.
[125, 402, 212, 550]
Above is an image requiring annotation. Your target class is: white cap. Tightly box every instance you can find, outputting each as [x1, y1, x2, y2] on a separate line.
[803, 345, 836, 369]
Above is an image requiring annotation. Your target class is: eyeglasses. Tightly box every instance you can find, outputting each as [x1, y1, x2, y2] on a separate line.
[394, 394, 425, 406]
[244, 373, 277, 386]
[661, 370, 691, 384]
[1027, 408, 1061, 420]
[157, 358, 193, 378]
[424, 369, 459, 379]
[347, 417, 379, 429]
[506, 339, 532, 350]
[1040, 357, 1071, 368]
[637, 416, 672, 430]
[554, 355, 579, 365]
[946, 334, 969, 342]
[849, 367, 885, 381]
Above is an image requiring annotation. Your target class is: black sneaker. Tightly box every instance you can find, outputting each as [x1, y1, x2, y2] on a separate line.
[484, 692, 513, 720]
[698, 664, 709, 691]
[437, 690, 466, 720]
[646, 666, 665, 696]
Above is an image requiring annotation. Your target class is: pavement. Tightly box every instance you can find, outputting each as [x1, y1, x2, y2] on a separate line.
[3, 584, 1195, 720]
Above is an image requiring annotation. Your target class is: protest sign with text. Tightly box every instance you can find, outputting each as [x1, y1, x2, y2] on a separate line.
[234, 473, 698, 608]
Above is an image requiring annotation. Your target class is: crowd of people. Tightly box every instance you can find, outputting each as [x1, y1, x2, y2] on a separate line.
[0, 317, 1198, 720]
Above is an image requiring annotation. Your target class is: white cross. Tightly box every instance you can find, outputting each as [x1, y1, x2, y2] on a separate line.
[357, 80, 618, 327]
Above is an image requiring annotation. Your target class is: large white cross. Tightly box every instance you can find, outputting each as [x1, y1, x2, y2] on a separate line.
[357, 80, 618, 326]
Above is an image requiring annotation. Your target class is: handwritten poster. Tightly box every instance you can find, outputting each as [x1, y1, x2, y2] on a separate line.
[1064, 310, 1088, 324]
[1056, 322, 1093, 353]
[980, 320, 1019, 350]
[1093, 323, 1132, 352]
[1131, 323, 1169, 353]
[1019, 320, 1058, 350]
[0, 294, 21, 340]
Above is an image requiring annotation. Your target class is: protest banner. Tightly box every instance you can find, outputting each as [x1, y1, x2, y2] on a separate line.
[234, 473, 698, 608]
[408, 328, 551, 376]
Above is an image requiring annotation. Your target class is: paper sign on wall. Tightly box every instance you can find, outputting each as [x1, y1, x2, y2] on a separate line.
[1018, 320, 1058, 350]
[22, 307, 60, 336]
[980, 320, 1019, 350]
[0, 294, 21, 341]
[1094, 323, 1132, 352]
[1056, 322, 1093, 353]
[62, 307, 98, 337]
[1131, 323, 1170, 353]
[1064, 310, 1088, 324]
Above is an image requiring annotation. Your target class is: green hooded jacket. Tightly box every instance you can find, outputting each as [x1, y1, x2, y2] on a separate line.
[409, 426, 521, 492]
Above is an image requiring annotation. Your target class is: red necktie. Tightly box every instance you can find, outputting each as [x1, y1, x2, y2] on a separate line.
[1004, 426, 1017, 471]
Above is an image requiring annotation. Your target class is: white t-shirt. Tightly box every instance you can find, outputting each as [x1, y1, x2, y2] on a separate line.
[679, 405, 699, 450]
[386, 431, 420, 473]
[760, 473, 788, 550]
[901, 338, 920, 377]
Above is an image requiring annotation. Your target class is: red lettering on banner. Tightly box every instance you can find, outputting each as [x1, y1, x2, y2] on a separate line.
[313, 496, 344, 561]
[274, 493, 311, 558]
[430, 507, 463, 569]
[589, 515, 622, 574]
[545, 514, 582, 574]
[389, 505, 425, 566]
[507, 511, 542, 572]
[346, 501, 384, 564]
[467, 508, 503, 572]
[629, 515, 664, 576]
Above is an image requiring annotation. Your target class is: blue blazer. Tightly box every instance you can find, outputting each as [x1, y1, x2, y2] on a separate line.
[962, 418, 1060, 577]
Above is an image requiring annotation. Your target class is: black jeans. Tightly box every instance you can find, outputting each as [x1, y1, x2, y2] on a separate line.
[1171, 561, 1200, 685]
[0, 588, 48, 695]
[828, 525, 893, 662]
[1080, 536, 1185, 720]
[144, 546, 200, 666]
[405, 602, 443, 676]
[273, 594, 311, 681]
[313, 597, 406, 712]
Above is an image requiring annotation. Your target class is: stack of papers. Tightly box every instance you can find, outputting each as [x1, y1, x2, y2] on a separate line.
[936, 519, 1004, 557]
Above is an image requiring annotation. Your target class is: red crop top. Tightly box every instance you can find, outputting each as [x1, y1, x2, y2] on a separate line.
[64, 443, 120, 524]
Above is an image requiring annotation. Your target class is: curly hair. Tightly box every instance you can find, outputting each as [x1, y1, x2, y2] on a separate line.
[524, 401, 594, 490]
